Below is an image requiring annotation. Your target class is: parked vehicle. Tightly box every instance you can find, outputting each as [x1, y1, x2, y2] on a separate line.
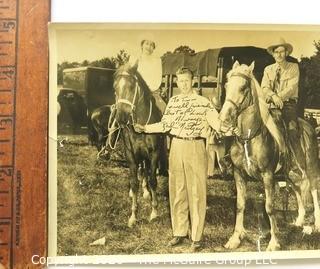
[58, 67, 115, 141]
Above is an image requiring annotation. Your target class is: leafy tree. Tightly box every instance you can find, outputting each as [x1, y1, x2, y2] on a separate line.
[57, 61, 80, 85]
[57, 50, 130, 84]
[173, 45, 196, 55]
[90, 57, 115, 69]
[81, 60, 90, 66]
[161, 46, 196, 59]
[299, 41, 320, 109]
[111, 49, 130, 68]
[162, 51, 173, 58]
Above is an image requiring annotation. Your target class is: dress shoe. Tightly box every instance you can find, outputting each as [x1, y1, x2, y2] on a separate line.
[167, 236, 184, 247]
[190, 241, 201, 252]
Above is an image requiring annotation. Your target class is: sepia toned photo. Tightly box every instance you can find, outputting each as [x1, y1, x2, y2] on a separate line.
[48, 24, 320, 264]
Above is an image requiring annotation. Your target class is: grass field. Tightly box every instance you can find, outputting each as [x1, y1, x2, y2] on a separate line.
[57, 135, 320, 256]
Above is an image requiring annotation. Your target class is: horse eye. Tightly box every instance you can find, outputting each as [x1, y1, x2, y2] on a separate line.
[240, 84, 248, 92]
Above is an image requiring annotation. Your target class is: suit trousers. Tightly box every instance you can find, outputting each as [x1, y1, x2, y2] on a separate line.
[169, 138, 207, 242]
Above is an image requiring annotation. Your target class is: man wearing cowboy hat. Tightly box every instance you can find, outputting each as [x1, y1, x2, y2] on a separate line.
[261, 38, 305, 177]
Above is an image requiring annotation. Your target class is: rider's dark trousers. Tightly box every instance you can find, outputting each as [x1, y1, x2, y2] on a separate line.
[281, 102, 305, 170]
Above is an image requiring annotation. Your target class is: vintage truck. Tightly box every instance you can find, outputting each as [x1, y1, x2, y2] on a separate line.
[58, 66, 115, 137]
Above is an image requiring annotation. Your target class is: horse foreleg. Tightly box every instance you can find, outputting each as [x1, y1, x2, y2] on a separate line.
[138, 163, 151, 200]
[148, 156, 159, 222]
[308, 170, 320, 231]
[128, 192, 138, 228]
[128, 165, 139, 228]
[225, 168, 246, 249]
[142, 178, 151, 200]
[292, 186, 306, 227]
[262, 172, 280, 251]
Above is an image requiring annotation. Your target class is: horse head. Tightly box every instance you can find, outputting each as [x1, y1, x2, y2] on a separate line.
[113, 64, 142, 126]
[219, 61, 256, 133]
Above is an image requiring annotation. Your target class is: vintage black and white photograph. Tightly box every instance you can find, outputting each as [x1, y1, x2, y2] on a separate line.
[49, 24, 320, 262]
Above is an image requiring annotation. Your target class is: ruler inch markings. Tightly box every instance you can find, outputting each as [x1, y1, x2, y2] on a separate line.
[0, 0, 17, 268]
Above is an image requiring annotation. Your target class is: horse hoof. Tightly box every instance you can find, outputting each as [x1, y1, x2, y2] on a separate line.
[314, 221, 320, 233]
[314, 226, 320, 233]
[224, 237, 241, 250]
[128, 217, 137, 228]
[143, 190, 151, 200]
[149, 210, 158, 222]
[266, 240, 280, 251]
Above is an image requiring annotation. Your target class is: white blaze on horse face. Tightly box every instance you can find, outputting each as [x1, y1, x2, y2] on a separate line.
[227, 76, 247, 105]
[118, 77, 126, 97]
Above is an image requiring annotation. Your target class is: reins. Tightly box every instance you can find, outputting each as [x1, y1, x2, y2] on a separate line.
[106, 72, 154, 150]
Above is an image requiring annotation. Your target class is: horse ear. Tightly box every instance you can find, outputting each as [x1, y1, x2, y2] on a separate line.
[248, 61, 255, 73]
[232, 61, 240, 70]
[130, 63, 138, 73]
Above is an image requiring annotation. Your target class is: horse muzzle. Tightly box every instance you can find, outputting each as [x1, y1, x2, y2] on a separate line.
[115, 107, 134, 127]
[219, 107, 238, 130]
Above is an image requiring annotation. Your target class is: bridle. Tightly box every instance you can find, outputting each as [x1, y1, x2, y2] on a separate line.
[116, 72, 140, 111]
[223, 72, 262, 142]
[103, 71, 153, 152]
[115, 71, 153, 126]
[224, 72, 254, 115]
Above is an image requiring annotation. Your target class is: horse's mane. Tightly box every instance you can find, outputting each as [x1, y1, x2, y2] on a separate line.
[114, 64, 154, 101]
[227, 64, 286, 152]
[114, 64, 161, 120]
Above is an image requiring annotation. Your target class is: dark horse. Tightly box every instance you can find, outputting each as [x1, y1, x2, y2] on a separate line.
[91, 105, 112, 153]
[219, 61, 320, 251]
[90, 105, 121, 160]
[113, 64, 163, 227]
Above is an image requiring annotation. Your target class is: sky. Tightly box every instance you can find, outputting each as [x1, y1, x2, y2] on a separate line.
[51, 24, 320, 64]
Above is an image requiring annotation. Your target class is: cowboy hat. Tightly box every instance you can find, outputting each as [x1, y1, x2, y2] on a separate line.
[267, 38, 293, 55]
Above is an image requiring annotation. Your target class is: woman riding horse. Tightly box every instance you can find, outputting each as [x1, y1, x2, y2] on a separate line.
[113, 64, 163, 227]
[219, 61, 320, 251]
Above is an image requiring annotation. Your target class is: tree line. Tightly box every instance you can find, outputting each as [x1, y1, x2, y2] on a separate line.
[57, 44, 320, 109]
[299, 41, 320, 109]
[57, 49, 130, 85]
[57, 46, 192, 85]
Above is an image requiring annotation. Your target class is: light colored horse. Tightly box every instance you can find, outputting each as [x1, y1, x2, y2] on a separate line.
[219, 61, 320, 251]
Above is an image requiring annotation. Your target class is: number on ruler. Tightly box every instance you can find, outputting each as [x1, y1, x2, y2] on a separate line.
[2, 21, 15, 30]
[0, 118, 12, 126]
[0, 168, 12, 178]
[0, 69, 14, 80]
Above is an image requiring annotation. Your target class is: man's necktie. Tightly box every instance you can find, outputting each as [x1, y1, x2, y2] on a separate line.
[274, 66, 281, 92]
[276, 66, 281, 83]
